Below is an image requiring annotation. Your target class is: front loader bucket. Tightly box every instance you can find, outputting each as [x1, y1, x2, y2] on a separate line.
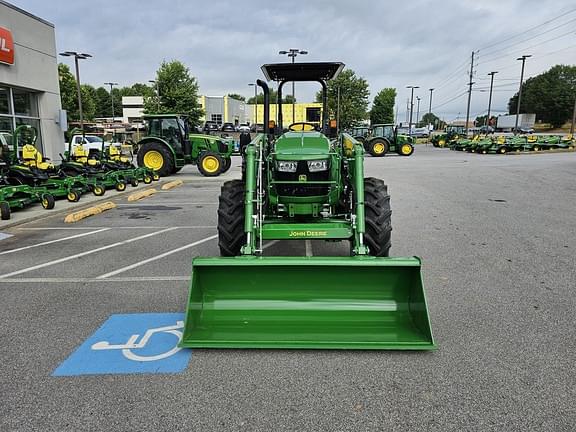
[181, 256, 435, 350]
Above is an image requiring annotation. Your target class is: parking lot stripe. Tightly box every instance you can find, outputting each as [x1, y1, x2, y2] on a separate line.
[0, 228, 109, 256]
[0, 227, 179, 279]
[16, 226, 216, 230]
[96, 234, 218, 279]
[0, 276, 189, 283]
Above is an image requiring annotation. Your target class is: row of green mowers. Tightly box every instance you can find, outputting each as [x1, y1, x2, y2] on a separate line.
[448, 134, 575, 154]
[0, 125, 159, 220]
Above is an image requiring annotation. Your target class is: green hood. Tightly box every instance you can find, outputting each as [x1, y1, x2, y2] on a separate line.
[274, 131, 331, 160]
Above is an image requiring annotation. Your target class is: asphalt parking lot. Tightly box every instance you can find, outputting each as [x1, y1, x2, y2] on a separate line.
[1, 146, 575, 431]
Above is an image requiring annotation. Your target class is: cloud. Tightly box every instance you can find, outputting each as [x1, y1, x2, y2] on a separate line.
[11, 0, 576, 121]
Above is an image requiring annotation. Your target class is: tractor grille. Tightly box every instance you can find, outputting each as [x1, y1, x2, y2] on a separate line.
[275, 161, 330, 197]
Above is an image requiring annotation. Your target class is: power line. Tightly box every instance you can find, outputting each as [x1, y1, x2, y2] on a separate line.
[431, 90, 468, 111]
[476, 7, 576, 51]
[479, 16, 576, 59]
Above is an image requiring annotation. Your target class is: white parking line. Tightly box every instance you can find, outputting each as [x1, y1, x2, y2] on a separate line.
[96, 234, 218, 279]
[0, 228, 109, 256]
[117, 202, 218, 206]
[0, 276, 189, 283]
[0, 227, 178, 279]
[16, 226, 216, 230]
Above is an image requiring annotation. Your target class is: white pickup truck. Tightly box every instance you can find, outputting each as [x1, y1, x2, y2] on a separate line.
[68, 135, 121, 155]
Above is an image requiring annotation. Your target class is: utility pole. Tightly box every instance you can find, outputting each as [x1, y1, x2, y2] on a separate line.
[248, 83, 257, 125]
[465, 51, 476, 136]
[279, 49, 308, 123]
[428, 88, 434, 115]
[571, 96, 575, 135]
[406, 86, 419, 136]
[486, 72, 498, 130]
[514, 55, 531, 133]
[405, 98, 410, 124]
[59, 51, 92, 137]
[416, 96, 421, 125]
[104, 82, 118, 123]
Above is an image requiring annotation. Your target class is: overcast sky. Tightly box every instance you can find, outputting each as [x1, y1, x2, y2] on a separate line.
[11, 0, 576, 122]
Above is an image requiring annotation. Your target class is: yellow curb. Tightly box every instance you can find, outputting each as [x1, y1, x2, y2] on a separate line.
[64, 201, 117, 223]
[161, 180, 184, 190]
[127, 189, 157, 202]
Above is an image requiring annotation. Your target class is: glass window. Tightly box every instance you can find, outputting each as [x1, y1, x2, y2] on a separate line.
[0, 116, 13, 133]
[13, 89, 39, 117]
[15, 118, 43, 153]
[0, 88, 11, 115]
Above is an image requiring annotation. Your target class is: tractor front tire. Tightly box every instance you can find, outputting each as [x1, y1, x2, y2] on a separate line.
[363, 177, 392, 257]
[137, 142, 174, 177]
[399, 143, 414, 156]
[198, 151, 224, 177]
[218, 180, 246, 256]
[368, 138, 388, 157]
[67, 190, 81, 202]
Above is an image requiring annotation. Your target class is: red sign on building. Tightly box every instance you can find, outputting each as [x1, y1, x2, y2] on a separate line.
[0, 27, 15, 65]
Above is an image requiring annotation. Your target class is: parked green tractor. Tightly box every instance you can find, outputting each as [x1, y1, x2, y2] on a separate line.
[180, 62, 435, 350]
[136, 114, 234, 177]
[431, 125, 466, 148]
[349, 126, 370, 143]
[363, 124, 415, 157]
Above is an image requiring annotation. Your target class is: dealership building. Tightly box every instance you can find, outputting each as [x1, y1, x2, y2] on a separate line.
[0, 1, 64, 160]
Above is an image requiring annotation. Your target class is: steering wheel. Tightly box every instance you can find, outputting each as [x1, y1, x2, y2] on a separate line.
[288, 122, 318, 132]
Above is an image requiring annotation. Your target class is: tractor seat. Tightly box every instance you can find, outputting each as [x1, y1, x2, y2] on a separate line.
[108, 145, 130, 163]
[72, 145, 100, 166]
[22, 144, 54, 170]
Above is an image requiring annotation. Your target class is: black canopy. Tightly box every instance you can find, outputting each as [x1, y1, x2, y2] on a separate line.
[261, 62, 345, 82]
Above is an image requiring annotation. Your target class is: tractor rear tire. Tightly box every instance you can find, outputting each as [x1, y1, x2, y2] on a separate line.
[218, 180, 246, 256]
[363, 177, 392, 257]
[220, 157, 232, 174]
[198, 151, 223, 177]
[368, 138, 388, 157]
[137, 142, 174, 177]
[1, 201, 11, 220]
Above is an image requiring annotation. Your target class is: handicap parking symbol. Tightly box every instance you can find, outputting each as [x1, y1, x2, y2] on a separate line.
[53, 313, 192, 376]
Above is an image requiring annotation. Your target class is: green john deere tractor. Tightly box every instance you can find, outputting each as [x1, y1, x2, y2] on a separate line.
[137, 114, 234, 177]
[431, 125, 466, 148]
[349, 126, 370, 144]
[364, 124, 415, 157]
[180, 62, 435, 350]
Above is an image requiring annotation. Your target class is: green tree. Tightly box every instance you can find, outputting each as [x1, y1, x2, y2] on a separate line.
[370, 88, 396, 125]
[247, 89, 295, 104]
[94, 87, 111, 118]
[58, 63, 79, 120]
[420, 112, 445, 129]
[508, 64, 576, 128]
[143, 60, 204, 125]
[80, 84, 97, 121]
[228, 93, 246, 102]
[315, 69, 369, 129]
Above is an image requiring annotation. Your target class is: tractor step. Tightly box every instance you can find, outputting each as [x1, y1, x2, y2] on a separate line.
[180, 256, 435, 350]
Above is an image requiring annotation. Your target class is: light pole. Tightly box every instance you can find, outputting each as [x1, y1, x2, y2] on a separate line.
[486, 71, 498, 130]
[428, 88, 434, 116]
[416, 96, 421, 125]
[104, 82, 118, 123]
[148, 80, 160, 111]
[571, 96, 576, 136]
[59, 51, 92, 136]
[248, 83, 257, 126]
[406, 85, 419, 136]
[279, 49, 308, 123]
[514, 55, 531, 133]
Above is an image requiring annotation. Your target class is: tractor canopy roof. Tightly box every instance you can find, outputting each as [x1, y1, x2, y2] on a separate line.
[261, 62, 345, 82]
[371, 124, 395, 127]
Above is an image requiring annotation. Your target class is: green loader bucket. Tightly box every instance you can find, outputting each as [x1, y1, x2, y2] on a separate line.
[181, 256, 435, 350]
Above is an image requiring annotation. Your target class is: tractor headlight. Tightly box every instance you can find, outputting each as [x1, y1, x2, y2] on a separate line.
[307, 160, 329, 172]
[277, 161, 298, 172]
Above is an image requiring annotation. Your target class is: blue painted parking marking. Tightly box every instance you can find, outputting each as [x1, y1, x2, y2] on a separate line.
[53, 313, 192, 376]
